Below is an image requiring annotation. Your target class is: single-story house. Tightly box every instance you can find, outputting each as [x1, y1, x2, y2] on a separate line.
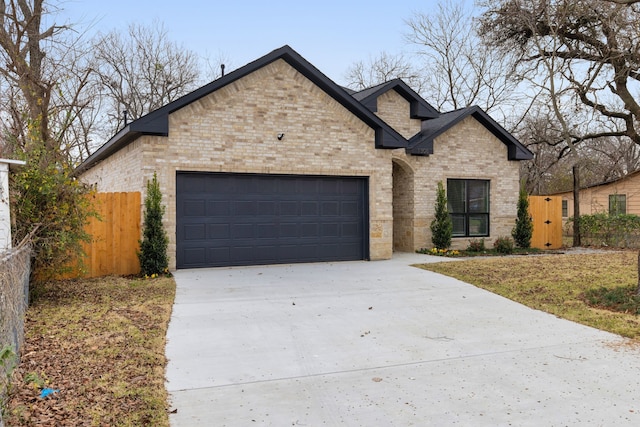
[555, 169, 640, 219]
[77, 45, 532, 270]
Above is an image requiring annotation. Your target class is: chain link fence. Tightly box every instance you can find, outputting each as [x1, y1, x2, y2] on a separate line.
[0, 243, 31, 426]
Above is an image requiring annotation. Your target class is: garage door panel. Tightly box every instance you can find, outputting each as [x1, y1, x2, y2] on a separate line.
[301, 202, 318, 216]
[342, 201, 358, 215]
[280, 201, 298, 215]
[252, 247, 279, 263]
[301, 223, 318, 237]
[297, 179, 318, 193]
[280, 223, 299, 238]
[207, 201, 229, 216]
[258, 201, 277, 215]
[208, 247, 230, 263]
[183, 200, 206, 216]
[322, 202, 339, 216]
[176, 172, 368, 268]
[279, 179, 293, 193]
[183, 248, 206, 265]
[207, 224, 229, 239]
[234, 201, 257, 216]
[184, 224, 205, 240]
[256, 179, 278, 193]
[279, 244, 316, 260]
[341, 179, 360, 194]
[342, 222, 360, 237]
[232, 223, 254, 239]
[321, 223, 339, 237]
[205, 177, 231, 193]
[256, 224, 278, 238]
[321, 180, 338, 194]
[231, 246, 277, 263]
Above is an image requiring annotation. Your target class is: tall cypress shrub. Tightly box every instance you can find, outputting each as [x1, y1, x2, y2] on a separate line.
[431, 181, 453, 250]
[138, 172, 169, 276]
[512, 186, 533, 248]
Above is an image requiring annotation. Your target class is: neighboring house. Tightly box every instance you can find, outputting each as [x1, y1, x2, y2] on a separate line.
[555, 169, 640, 219]
[77, 45, 532, 270]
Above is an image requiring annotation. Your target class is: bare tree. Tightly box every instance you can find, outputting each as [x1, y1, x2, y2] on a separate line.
[479, 0, 640, 147]
[344, 51, 426, 93]
[0, 0, 64, 153]
[405, 0, 521, 118]
[0, 0, 96, 278]
[92, 21, 201, 136]
[480, 0, 640, 248]
[0, 0, 99, 161]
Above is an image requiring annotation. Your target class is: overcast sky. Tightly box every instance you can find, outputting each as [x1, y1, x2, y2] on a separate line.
[58, 0, 472, 86]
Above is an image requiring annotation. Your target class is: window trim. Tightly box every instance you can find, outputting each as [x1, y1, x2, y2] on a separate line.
[447, 179, 490, 238]
[562, 199, 568, 217]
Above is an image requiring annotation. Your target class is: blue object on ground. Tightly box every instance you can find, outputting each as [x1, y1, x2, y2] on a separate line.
[40, 388, 59, 398]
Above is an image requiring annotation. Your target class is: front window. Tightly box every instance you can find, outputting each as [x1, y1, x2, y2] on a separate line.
[609, 194, 626, 215]
[447, 179, 490, 237]
[562, 200, 568, 217]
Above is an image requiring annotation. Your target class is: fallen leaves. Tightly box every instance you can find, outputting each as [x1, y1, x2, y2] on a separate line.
[4, 276, 175, 426]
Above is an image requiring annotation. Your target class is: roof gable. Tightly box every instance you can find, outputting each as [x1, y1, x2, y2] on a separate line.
[351, 79, 439, 120]
[77, 45, 409, 174]
[407, 106, 533, 160]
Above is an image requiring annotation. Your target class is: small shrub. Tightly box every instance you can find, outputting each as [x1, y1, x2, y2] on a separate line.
[512, 186, 533, 248]
[493, 236, 514, 254]
[138, 172, 169, 276]
[430, 181, 453, 250]
[467, 238, 486, 252]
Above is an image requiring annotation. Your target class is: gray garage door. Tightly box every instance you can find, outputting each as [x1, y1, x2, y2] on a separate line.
[176, 172, 368, 268]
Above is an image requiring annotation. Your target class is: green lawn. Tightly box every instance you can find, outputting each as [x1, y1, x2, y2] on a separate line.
[417, 251, 640, 339]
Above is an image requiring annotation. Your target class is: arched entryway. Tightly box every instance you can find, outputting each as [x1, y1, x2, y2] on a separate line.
[392, 158, 415, 252]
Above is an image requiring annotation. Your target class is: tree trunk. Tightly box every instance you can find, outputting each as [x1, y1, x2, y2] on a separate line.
[637, 250, 640, 296]
[572, 165, 581, 247]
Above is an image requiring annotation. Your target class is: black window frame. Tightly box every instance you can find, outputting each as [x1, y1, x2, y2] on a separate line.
[562, 200, 568, 217]
[609, 194, 626, 215]
[447, 179, 490, 238]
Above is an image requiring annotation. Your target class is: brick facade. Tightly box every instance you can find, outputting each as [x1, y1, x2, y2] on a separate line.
[375, 90, 422, 139]
[81, 55, 524, 269]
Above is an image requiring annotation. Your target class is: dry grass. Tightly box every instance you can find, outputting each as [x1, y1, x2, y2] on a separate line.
[3, 275, 175, 426]
[418, 251, 640, 339]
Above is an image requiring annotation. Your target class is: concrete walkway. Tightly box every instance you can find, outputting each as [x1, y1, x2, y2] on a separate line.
[165, 253, 640, 426]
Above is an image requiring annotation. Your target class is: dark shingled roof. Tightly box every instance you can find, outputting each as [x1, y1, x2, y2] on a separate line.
[407, 106, 533, 160]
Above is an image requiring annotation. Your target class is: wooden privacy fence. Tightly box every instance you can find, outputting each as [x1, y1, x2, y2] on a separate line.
[66, 192, 141, 278]
[528, 195, 563, 250]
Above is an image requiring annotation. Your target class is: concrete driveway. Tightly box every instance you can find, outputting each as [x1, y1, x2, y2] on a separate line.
[165, 253, 640, 426]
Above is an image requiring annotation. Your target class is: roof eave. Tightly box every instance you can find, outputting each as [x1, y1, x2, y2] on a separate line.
[74, 126, 143, 175]
[406, 134, 434, 156]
